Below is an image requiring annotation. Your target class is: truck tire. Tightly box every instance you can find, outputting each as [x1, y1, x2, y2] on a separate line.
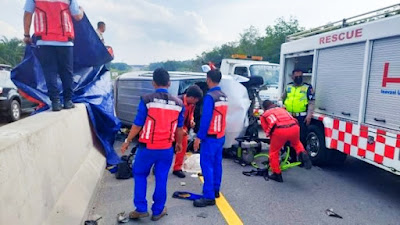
[306, 124, 329, 165]
[9, 100, 21, 122]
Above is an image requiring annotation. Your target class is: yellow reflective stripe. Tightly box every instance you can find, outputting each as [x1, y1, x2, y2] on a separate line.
[198, 176, 244, 225]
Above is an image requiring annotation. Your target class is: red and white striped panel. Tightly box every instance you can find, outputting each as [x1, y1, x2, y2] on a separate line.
[313, 113, 400, 172]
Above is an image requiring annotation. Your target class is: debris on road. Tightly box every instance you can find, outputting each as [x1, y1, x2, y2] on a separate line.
[117, 211, 129, 223]
[325, 208, 343, 219]
[197, 212, 208, 218]
[84, 216, 102, 225]
[180, 182, 186, 186]
[190, 174, 198, 178]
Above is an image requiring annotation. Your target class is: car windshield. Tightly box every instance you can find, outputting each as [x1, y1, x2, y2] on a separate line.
[0, 71, 16, 87]
[249, 64, 280, 86]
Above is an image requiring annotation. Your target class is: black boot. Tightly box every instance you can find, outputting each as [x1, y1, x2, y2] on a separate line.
[299, 152, 312, 170]
[193, 198, 215, 207]
[51, 100, 62, 112]
[215, 191, 220, 198]
[269, 173, 283, 182]
[63, 100, 75, 109]
[172, 170, 186, 178]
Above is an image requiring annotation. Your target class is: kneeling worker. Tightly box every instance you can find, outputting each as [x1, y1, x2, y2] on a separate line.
[173, 85, 203, 178]
[260, 100, 312, 182]
[121, 68, 184, 221]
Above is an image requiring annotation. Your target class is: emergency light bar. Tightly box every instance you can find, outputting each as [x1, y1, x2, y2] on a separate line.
[231, 54, 263, 61]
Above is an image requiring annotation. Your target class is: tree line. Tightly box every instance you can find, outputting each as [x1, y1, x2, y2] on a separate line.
[149, 17, 304, 72]
[0, 17, 303, 72]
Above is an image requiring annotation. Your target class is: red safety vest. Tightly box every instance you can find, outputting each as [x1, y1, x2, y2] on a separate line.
[138, 92, 183, 149]
[261, 107, 298, 135]
[207, 89, 228, 138]
[34, 0, 75, 42]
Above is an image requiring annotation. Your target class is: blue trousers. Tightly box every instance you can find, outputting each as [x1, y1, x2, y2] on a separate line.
[200, 137, 225, 200]
[132, 146, 174, 216]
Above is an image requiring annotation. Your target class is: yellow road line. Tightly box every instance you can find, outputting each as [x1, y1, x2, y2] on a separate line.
[198, 176, 244, 225]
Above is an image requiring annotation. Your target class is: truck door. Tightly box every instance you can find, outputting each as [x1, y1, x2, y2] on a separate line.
[314, 43, 365, 122]
[365, 36, 400, 131]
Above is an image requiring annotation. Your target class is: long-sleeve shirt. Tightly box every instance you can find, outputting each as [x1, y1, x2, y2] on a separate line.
[180, 95, 195, 132]
[197, 86, 221, 140]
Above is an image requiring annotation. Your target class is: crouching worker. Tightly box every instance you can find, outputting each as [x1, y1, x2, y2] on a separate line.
[173, 85, 203, 178]
[260, 100, 312, 183]
[121, 68, 184, 221]
[193, 69, 228, 207]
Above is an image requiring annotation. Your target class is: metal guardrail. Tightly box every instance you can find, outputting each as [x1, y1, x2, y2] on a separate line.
[287, 3, 400, 41]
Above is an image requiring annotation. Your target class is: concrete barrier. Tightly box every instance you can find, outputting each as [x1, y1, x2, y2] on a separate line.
[0, 104, 106, 225]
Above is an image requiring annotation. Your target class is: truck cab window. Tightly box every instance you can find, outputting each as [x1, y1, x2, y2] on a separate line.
[234, 67, 248, 77]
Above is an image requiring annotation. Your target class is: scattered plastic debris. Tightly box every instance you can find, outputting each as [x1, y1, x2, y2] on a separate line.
[180, 182, 186, 186]
[325, 208, 343, 219]
[197, 212, 208, 218]
[84, 217, 102, 225]
[190, 174, 198, 178]
[117, 212, 129, 223]
[182, 154, 201, 173]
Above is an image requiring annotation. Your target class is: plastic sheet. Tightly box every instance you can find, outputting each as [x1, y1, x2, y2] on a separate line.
[220, 75, 251, 148]
[11, 15, 121, 165]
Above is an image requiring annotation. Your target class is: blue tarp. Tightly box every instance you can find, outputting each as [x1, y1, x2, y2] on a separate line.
[11, 15, 121, 165]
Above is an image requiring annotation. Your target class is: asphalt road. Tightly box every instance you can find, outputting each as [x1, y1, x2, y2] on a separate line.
[88, 140, 400, 225]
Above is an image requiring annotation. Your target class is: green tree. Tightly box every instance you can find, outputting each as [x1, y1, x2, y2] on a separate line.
[260, 17, 304, 63]
[0, 37, 25, 67]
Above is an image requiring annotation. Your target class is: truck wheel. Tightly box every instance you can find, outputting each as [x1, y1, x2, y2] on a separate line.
[306, 125, 328, 165]
[9, 100, 21, 122]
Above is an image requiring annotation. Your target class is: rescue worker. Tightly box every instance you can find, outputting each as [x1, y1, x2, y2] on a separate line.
[193, 69, 228, 207]
[282, 69, 315, 160]
[173, 85, 203, 178]
[260, 100, 312, 182]
[96, 21, 106, 44]
[121, 68, 184, 221]
[23, 0, 84, 111]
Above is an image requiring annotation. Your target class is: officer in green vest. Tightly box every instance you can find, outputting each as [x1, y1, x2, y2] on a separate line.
[282, 69, 315, 160]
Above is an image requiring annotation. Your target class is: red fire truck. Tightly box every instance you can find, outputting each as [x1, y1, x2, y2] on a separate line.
[278, 4, 400, 175]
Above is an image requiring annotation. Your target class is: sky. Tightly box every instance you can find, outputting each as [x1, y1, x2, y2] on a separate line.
[0, 0, 399, 64]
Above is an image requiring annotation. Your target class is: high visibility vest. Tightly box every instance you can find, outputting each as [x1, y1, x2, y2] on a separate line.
[34, 0, 75, 42]
[139, 92, 183, 149]
[207, 89, 228, 138]
[261, 107, 297, 131]
[284, 83, 309, 113]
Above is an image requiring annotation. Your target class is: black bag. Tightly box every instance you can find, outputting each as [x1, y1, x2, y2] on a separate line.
[115, 147, 136, 179]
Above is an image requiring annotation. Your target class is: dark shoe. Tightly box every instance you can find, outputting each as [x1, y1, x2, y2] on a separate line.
[151, 207, 167, 221]
[215, 191, 220, 198]
[173, 170, 186, 178]
[269, 173, 283, 182]
[51, 101, 62, 112]
[299, 151, 312, 170]
[63, 100, 75, 109]
[129, 210, 149, 219]
[193, 198, 216, 207]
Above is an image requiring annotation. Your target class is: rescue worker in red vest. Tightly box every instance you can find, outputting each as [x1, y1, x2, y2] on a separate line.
[282, 69, 315, 161]
[173, 85, 203, 178]
[23, 0, 84, 111]
[260, 100, 312, 182]
[193, 69, 228, 207]
[121, 68, 185, 221]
